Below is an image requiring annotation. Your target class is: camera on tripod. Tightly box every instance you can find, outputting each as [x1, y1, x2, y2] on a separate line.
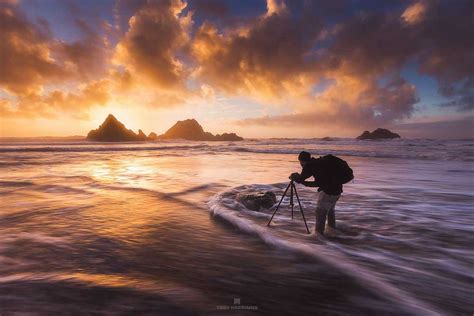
[267, 174, 310, 234]
[289, 172, 301, 182]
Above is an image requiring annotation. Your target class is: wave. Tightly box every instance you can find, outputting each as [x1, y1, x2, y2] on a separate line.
[0, 144, 211, 153]
[0, 139, 472, 162]
[207, 184, 441, 315]
[230, 147, 473, 161]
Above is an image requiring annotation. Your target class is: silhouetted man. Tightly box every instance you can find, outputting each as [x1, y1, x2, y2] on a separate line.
[291, 151, 351, 236]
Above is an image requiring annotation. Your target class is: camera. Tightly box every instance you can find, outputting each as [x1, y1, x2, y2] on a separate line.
[289, 172, 301, 182]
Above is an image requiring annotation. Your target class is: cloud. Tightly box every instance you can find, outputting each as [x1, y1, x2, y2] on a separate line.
[401, 0, 428, 25]
[191, 1, 322, 101]
[415, 0, 474, 104]
[1, 0, 472, 136]
[55, 18, 111, 82]
[266, 0, 288, 16]
[390, 115, 474, 139]
[0, 79, 110, 119]
[0, 4, 66, 95]
[236, 76, 418, 128]
[188, 0, 230, 18]
[113, 0, 191, 89]
[437, 94, 474, 112]
[229, 0, 472, 130]
[0, 1, 114, 120]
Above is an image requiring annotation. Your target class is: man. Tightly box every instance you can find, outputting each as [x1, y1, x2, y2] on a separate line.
[290, 151, 345, 236]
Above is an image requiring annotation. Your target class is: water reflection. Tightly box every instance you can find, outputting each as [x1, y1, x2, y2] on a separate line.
[1, 144, 473, 315]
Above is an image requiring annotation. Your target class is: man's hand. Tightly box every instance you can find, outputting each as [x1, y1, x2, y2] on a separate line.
[289, 172, 302, 183]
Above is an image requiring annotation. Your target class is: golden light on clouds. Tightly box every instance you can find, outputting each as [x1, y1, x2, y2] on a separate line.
[0, 0, 473, 138]
[402, 1, 427, 25]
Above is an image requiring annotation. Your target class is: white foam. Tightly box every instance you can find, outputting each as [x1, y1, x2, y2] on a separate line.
[208, 188, 441, 316]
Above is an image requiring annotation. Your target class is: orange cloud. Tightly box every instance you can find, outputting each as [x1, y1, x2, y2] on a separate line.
[0, 2, 113, 120]
[1, 79, 110, 119]
[266, 0, 288, 16]
[231, 0, 472, 129]
[1, 0, 472, 135]
[113, 0, 191, 89]
[0, 5, 66, 95]
[401, 1, 427, 25]
[191, 6, 322, 102]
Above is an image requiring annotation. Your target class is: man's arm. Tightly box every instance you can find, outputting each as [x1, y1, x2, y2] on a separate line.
[299, 166, 312, 181]
[302, 179, 320, 187]
[299, 165, 321, 187]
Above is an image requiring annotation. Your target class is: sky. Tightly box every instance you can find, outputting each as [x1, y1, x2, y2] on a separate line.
[0, 0, 473, 138]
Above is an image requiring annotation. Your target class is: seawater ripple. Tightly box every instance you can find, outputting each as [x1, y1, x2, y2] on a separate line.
[0, 138, 473, 161]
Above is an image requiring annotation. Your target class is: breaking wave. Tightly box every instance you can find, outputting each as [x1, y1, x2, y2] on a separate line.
[0, 138, 472, 161]
[208, 183, 473, 315]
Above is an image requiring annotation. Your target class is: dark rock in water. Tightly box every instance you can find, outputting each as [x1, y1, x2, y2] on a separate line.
[236, 191, 277, 211]
[160, 119, 205, 140]
[356, 128, 401, 140]
[321, 136, 334, 141]
[87, 115, 242, 142]
[159, 118, 243, 141]
[214, 133, 244, 141]
[87, 114, 155, 142]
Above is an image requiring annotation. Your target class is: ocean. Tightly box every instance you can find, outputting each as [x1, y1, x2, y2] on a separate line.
[0, 138, 473, 315]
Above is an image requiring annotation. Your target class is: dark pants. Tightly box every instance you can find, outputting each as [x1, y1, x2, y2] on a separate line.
[315, 191, 340, 235]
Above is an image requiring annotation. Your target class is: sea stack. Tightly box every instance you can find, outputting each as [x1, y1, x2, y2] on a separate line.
[159, 119, 243, 141]
[87, 114, 154, 142]
[356, 128, 401, 140]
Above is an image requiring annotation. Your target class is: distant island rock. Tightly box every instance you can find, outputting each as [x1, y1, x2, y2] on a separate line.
[158, 118, 243, 141]
[148, 132, 158, 140]
[87, 114, 154, 142]
[356, 128, 401, 140]
[321, 137, 335, 141]
[87, 115, 243, 142]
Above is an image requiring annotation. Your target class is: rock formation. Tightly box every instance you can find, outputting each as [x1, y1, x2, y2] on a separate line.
[148, 132, 158, 140]
[87, 114, 153, 142]
[87, 115, 243, 142]
[356, 128, 401, 140]
[159, 119, 243, 141]
[236, 191, 277, 211]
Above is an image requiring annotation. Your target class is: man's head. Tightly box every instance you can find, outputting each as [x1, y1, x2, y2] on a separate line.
[298, 151, 311, 168]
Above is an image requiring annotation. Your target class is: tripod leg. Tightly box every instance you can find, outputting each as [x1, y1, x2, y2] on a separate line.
[267, 182, 291, 226]
[290, 184, 294, 219]
[293, 183, 310, 234]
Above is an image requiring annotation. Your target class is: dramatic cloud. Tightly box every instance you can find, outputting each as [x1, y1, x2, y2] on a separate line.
[390, 115, 474, 139]
[0, 1, 112, 119]
[0, 0, 472, 137]
[237, 76, 418, 130]
[0, 79, 110, 119]
[0, 5, 66, 95]
[191, 2, 322, 100]
[401, 0, 428, 25]
[188, 0, 230, 18]
[266, 0, 288, 16]
[415, 0, 474, 109]
[114, 0, 191, 88]
[232, 0, 473, 128]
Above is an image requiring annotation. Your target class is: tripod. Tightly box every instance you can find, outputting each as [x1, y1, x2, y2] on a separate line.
[267, 180, 310, 234]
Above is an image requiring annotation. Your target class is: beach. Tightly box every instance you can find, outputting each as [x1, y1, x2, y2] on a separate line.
[0, 138, 473, 315]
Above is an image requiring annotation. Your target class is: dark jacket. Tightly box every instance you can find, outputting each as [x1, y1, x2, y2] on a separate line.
[300, 157, 343, 195]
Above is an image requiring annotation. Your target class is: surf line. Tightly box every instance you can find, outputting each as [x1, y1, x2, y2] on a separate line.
[208, 190, 442, 316]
